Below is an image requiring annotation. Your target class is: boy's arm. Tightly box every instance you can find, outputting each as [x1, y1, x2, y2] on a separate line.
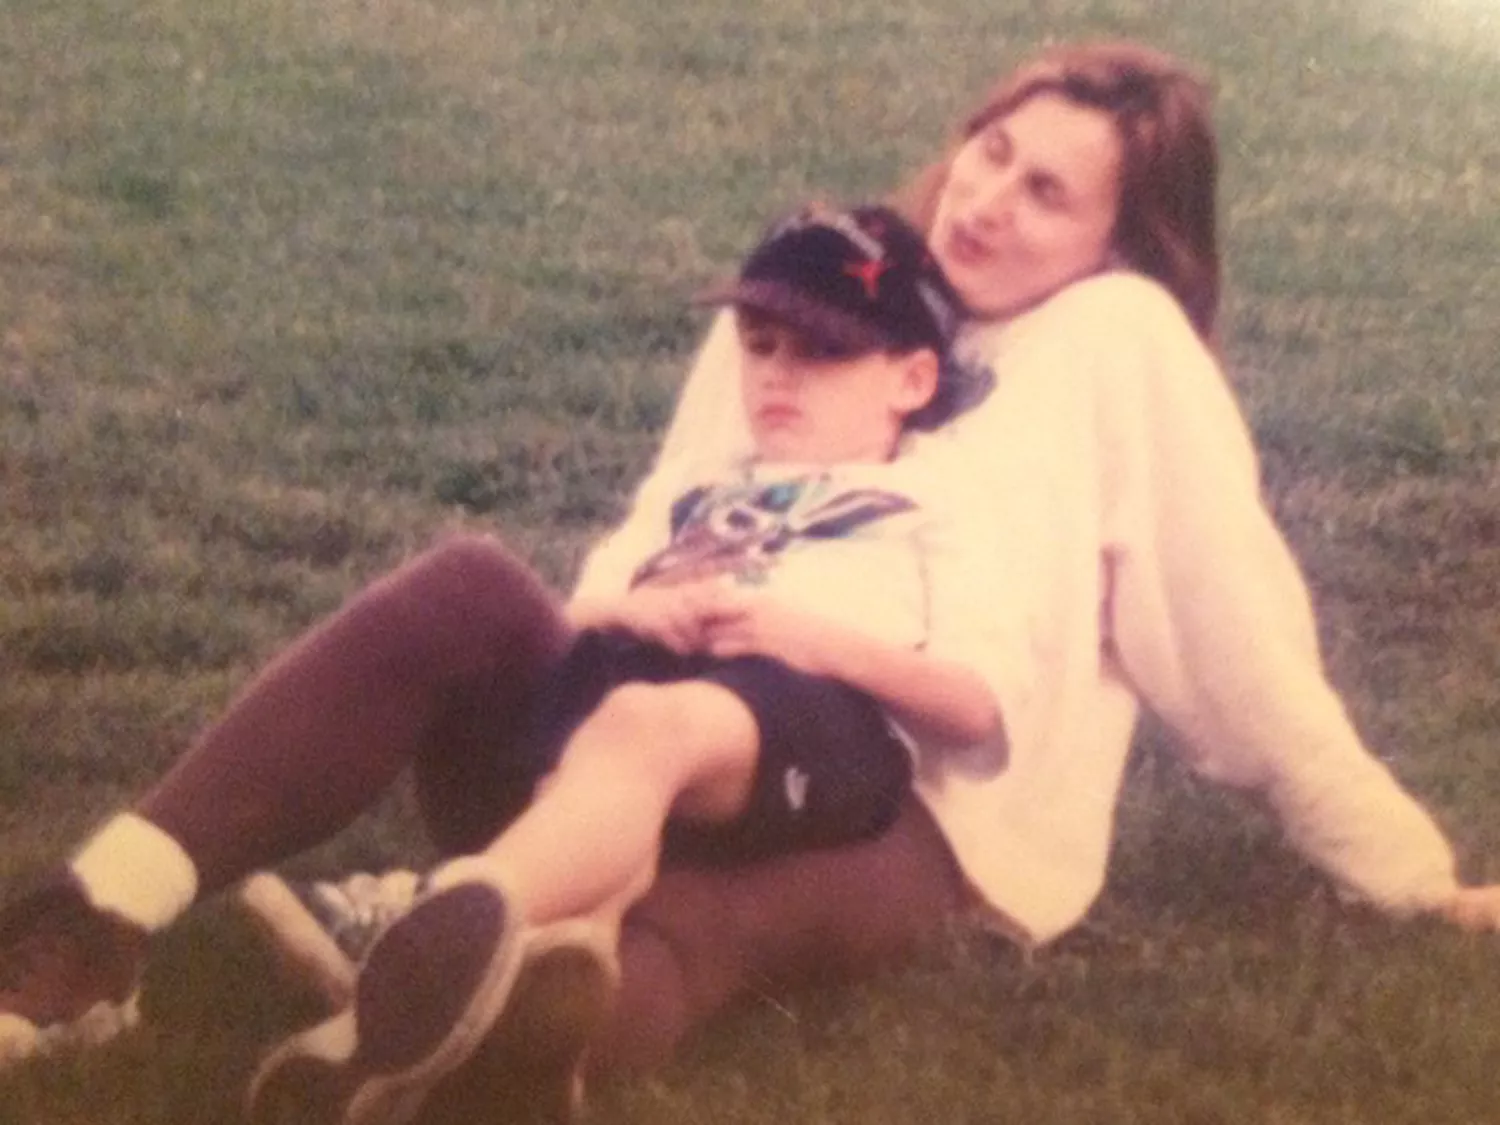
[703, 593, 1002, 753]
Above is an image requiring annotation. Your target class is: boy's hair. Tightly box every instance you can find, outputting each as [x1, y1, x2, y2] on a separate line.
[698, 203, 964, 360]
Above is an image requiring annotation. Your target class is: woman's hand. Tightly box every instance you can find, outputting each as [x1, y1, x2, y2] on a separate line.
[1439, 884, 1500, 931]
[568, 582, 730, 654]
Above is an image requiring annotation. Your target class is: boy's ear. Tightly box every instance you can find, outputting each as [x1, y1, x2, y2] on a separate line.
[893, 349, 940, 415]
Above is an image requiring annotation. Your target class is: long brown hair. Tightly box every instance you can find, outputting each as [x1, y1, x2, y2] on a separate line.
[895, 41, 1220, 341]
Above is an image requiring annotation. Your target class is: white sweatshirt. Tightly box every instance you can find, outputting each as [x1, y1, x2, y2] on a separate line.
[573, 272, 1458, 945]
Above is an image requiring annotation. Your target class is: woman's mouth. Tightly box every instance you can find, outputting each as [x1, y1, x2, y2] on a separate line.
[942, 221, 993, 269]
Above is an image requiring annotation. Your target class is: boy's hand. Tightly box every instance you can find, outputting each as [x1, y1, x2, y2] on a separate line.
[705, 591, 1001, 749]
[702, 593, 837, 677]
[569, 581, 730, 654]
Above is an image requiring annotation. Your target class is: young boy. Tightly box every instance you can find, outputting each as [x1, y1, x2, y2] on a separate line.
[247, 204, 1010, 1125]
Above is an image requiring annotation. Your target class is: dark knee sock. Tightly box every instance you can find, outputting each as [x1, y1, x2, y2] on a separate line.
[136, 535, 569, 894]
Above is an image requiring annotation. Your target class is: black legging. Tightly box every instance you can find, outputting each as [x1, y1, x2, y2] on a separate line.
[136, 533, 965, 1074]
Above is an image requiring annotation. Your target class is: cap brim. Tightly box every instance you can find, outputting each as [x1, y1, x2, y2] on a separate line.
[693, 279, 892, 355]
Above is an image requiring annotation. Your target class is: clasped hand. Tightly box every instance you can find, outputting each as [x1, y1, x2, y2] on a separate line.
[576, 581, 835, 677]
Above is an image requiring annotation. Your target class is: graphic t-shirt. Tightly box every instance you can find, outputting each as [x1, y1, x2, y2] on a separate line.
[576, 455, 1009, 763]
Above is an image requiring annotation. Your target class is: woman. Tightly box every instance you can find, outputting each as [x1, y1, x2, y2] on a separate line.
[233, 40, 1500, 1116]
[2, 37, 1496, 1104]
[576, 38, 1500, 1074]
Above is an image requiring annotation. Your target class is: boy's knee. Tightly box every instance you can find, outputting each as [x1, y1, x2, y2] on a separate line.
[573, 683, 673, 760]
[587, 682, 741, 750]
[591, 680, 675, 725]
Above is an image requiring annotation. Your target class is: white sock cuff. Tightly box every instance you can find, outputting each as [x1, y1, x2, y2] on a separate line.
[68, 814, 200, 933]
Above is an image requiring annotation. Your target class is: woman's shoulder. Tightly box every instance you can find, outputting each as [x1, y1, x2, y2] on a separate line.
[1023, 269, 1191, 337]
[959, 270, 1200, 374]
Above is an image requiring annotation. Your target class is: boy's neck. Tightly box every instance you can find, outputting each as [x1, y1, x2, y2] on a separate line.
[747, 442, 903, 469]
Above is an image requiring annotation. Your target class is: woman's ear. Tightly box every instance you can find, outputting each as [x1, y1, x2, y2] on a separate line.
[893, 349, 941, 416]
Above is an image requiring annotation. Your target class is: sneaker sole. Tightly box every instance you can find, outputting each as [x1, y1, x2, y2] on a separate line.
[248, 875, 525, 1125]
[245, 1008, 359, 1125]
[422, 920, 621, 1125]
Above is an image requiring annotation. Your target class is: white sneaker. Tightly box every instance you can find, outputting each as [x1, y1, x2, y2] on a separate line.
[238, 869, 421, 1012]
[246, 905, 619, 1125]
[247, 869, 528, 1125]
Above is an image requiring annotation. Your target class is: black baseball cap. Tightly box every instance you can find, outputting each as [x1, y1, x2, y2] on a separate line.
[696, 204, 964, 357]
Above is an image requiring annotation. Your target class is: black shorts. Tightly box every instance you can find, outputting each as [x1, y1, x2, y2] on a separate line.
[520, 629, 913, 864]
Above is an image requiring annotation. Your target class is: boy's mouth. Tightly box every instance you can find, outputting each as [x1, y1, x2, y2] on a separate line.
[756, 404, 800, 426]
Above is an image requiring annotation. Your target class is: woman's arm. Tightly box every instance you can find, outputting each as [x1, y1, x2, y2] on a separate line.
[1063, 274, 1465, 917]
[571, 314, 751, 602]
[703, 592, 1002, 751]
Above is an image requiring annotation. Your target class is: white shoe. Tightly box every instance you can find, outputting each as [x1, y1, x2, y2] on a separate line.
[238, 869, 421, 1012]
[247, 869, 527, 1125]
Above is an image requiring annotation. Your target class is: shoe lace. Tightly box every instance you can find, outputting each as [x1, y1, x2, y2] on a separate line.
[311, 870, 421, 957]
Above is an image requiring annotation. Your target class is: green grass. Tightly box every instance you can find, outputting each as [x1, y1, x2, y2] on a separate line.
[3, 0, 1500, 1121]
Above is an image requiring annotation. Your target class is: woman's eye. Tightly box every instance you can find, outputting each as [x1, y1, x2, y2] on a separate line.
[1027, 174, 1065, 210]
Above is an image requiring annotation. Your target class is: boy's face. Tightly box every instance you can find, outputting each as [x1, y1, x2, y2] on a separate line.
[736, 311, 937, 465]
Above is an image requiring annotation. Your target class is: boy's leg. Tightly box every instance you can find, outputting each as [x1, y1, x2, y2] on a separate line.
[247, 679, 756, 1123]
[244, 807, 964, 1112]
[594, 794, 966, 1075]
[0, 533, 569, 1067]
[481, 679, 762, 926]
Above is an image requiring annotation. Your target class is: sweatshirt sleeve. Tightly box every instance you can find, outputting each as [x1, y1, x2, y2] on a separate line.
[1066, 274, 1457, 914]
[570, 313, 751, 602]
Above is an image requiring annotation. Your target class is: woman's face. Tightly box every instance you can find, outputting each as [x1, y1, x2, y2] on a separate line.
[930, 93, 1123, 319]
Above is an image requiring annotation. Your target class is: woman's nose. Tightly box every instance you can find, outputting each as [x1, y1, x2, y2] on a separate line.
[968, 169, 1018, 228]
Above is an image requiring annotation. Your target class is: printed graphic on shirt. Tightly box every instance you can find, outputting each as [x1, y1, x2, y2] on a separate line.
[630, 473, 916, 589]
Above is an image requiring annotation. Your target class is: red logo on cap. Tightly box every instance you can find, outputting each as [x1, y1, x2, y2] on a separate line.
[843, 257, 889, 300]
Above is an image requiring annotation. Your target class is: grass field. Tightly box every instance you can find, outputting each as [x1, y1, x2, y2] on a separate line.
[2, 0, 1499, 1121]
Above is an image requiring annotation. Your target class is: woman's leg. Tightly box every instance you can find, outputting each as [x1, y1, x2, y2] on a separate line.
[593, 794, 966, 1075]
[138, 533, 571, 894]
[0, 533, 569, 1066]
